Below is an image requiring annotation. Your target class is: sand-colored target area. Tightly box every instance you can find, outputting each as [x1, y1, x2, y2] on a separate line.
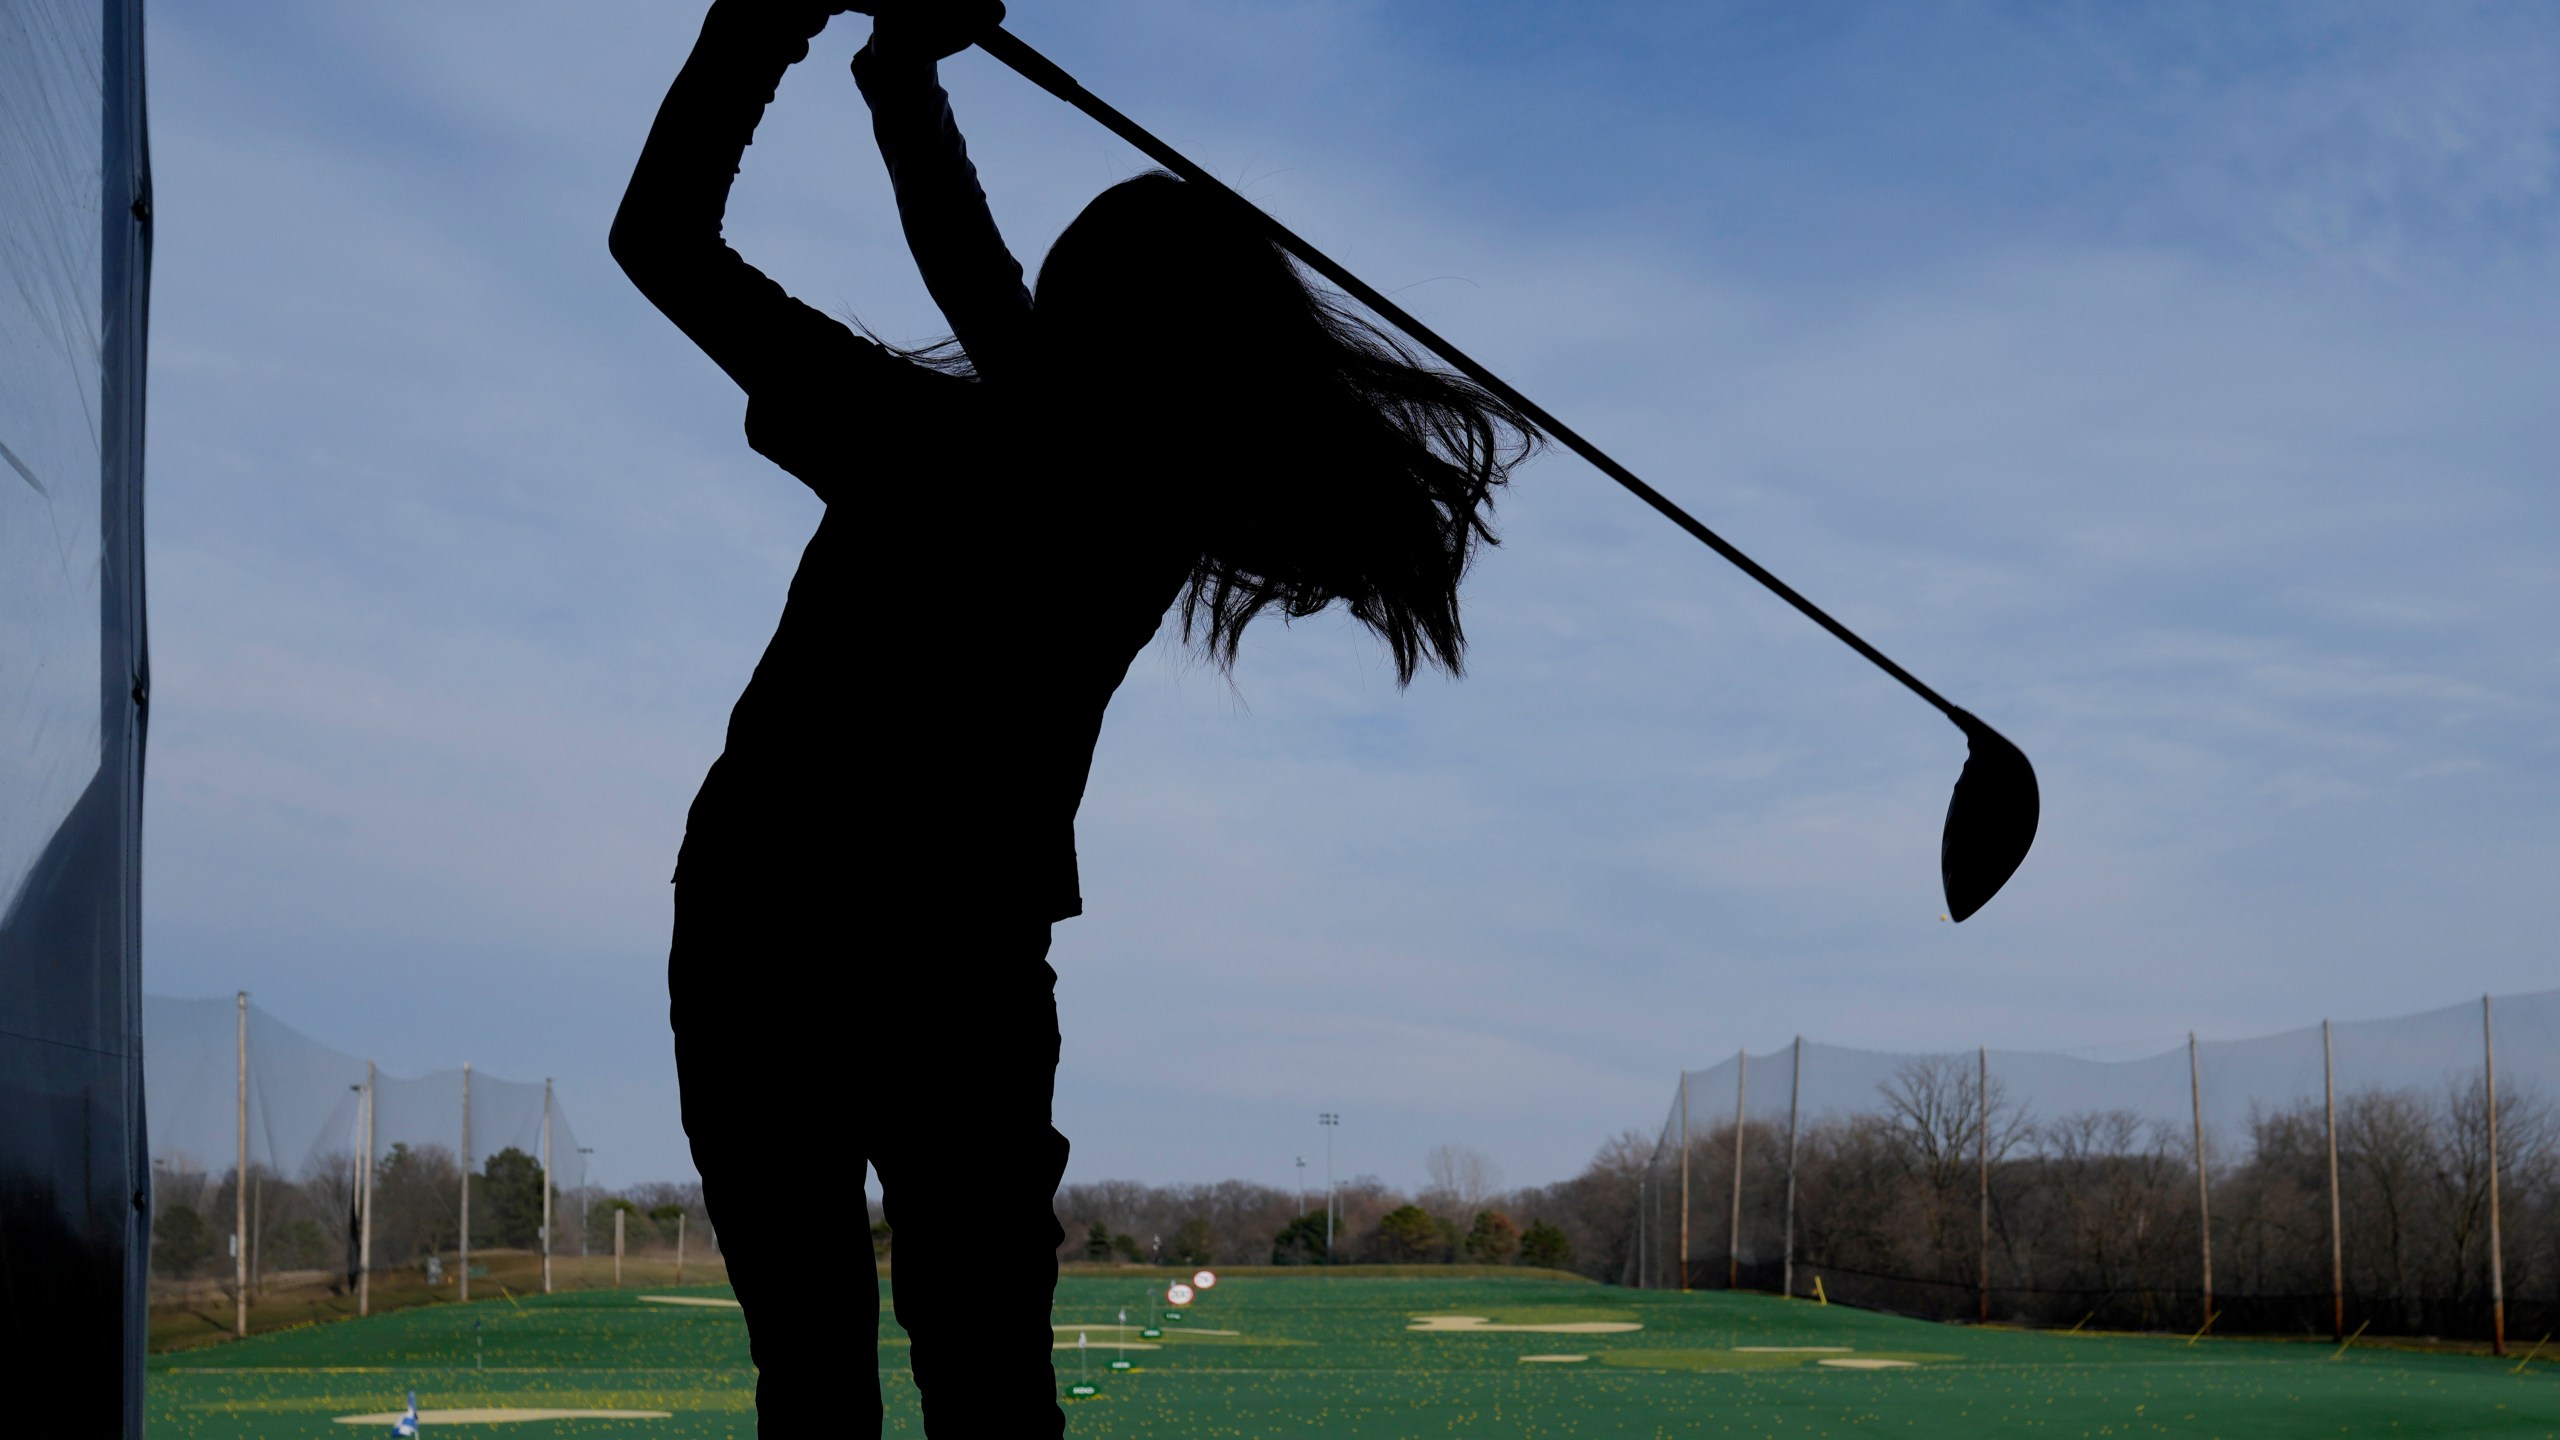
[1052, 1324, 1163, 1351]
[1410, 1314, 1642, 1334]
[637, 1295, 740, 1308]
[332, 1409, 671, 1425]
[1819, 1357, 1919, 1369]
[1517, 1354, 1590, 1363]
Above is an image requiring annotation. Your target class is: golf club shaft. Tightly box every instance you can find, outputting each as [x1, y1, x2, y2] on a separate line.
[978, 26, 1966, 725]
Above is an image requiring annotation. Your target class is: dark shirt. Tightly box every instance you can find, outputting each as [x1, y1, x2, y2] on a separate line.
[613, 4, 1190, 920]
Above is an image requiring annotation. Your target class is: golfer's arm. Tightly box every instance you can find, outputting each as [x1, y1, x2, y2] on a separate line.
[853, 44, 1036, 380]
[611, 1, 843, 393]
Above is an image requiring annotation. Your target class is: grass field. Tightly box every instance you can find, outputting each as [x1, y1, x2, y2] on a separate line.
[152, 1269, 2560, 1437]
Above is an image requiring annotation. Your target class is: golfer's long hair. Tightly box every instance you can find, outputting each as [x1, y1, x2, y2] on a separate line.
[1034, 173, 1538, 684]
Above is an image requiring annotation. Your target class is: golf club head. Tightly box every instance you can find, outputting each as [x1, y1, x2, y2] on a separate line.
[1941, 713, 2039, 922]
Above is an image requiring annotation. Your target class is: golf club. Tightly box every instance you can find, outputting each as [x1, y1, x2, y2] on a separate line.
[975, 25, 2039, 921]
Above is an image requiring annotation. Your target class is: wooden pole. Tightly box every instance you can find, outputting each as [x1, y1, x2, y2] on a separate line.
[2190, 1032, 2212, 1333]
[1978, 1046, 1991, 1325]
[1729, 1049, 1748, 1290]
[459, 1061, 472, 1303]
[2323, 1020, 2342, 1342]
[359, 1061, 374, 1317]
[676, 1212, 688, 1284]
[1678, 1072, 1691, 1290]
[614, 1207, 625, 1287]
[1782, 1036, 1803, 1300]
[235, 991, 248, 1338]
[541, 1078, 555, 1294]
[2485, 994, 2507, 1356]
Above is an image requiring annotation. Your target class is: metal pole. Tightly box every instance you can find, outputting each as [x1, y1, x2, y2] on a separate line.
[541, 1078, 555, 1295]
[235, 991, 248, 1338]
[2484, 994, 2507, 1356]
[1782, 1037, 1803, 1300]
[459, 1061, 472, 1303]
[1978, 1045, 1990, 1325]
[2323, 1020, 2341, 1342]
[1678, 1071, 1691, 1291]
[359, 1061, 374, 1317]
[1729, 1049, 1748, 1290]
[2190, 1032, 2211, 1334]
[676, 1212, 688, 1285]
[614, 1207, 625, 1287]
[1320, 1113, 1338, 1254]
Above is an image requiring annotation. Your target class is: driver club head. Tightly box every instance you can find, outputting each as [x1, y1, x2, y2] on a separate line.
[1941, 713, 2039, 922]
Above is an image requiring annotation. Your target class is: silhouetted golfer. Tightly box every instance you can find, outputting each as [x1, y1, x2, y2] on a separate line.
[613, 2, 1534, 1432]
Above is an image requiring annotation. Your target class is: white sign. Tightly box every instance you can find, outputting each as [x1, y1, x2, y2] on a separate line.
[1165, 1282, 1195, 1306]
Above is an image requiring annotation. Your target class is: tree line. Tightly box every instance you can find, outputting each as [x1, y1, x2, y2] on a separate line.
[1651, 1055, 2558, 1339]
[1037, 1140, 1653, 1282]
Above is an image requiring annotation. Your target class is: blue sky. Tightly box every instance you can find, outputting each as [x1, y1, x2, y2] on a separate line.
[140, 1, 2560, 1192]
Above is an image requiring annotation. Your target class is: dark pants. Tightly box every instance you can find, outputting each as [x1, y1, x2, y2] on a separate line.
[671, 879, 1069, 1437]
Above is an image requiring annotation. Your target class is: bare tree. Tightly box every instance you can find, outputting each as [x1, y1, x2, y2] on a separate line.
[1423, 1145, 1503, 1218]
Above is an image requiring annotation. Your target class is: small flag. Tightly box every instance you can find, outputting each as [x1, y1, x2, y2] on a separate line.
[391, 1389, 419, 1437]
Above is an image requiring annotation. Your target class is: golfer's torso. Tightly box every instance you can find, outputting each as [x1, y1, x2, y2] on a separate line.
[678, 410, 1188, 919]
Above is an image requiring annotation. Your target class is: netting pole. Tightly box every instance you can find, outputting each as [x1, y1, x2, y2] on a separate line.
[1678, 1072, 1691, 1291]
[1782, 1036, 1802, 1300]
[2189, 1032, 2212, 1334]
[2323, 1020, 2341, 1342]
[541, 1077, 555, 1295]
[1634, 1166, 1646, 1289]
[2484, 994, 2506, 1356]
[1729, 1049, 1747, 1290]
[459, 1061, 472, 1303]
[677, 1212, 688, 1284]
[359, 1061, 374, 1317]
[1977, 1045, 1990, 1325]
[235, 991, 248, 1338]
[614, 1207, 625, 1286]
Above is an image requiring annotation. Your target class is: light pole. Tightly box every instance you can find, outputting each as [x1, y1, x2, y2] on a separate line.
[1294, 1156, 1307, 1217]
[1318, 1114, 1339, 1253]
[577, 1148, 596, 1258]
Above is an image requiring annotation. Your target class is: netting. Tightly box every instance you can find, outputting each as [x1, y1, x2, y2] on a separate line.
[1638, 989, 2560, 1341]
[0, 0, 150, 1426]
[142, 995, 590, 1282]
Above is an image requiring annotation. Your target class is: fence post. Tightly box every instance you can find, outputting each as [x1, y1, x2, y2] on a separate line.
[1678, 1072, 1691, 1291]
[459, 1061, 472, 1303]
[541, 1078, 555, 1295]
[1729, 1049, 1748, 1289]
[2323, 1019, 2341, 1342]
[1978, 1045, 1990, 1325]
[2484, 994, 2506, 1356]
[2190, 1032, 2212, 1334]
[359, 1061, 374, 1318]
[1782, 1036, 1802, 1300]
[235, 991, 248, 1338]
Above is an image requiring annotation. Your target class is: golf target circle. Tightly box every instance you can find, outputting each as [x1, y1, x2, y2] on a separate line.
[1165, 1282, 1195, 1306]
[1193, 1270, 1218, 1289]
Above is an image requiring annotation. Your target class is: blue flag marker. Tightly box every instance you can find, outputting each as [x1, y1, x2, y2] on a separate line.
[392, 1389, 419, 1436]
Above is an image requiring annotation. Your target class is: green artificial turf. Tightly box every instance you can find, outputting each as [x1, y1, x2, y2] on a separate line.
[151, 1272, 2560, 1437]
